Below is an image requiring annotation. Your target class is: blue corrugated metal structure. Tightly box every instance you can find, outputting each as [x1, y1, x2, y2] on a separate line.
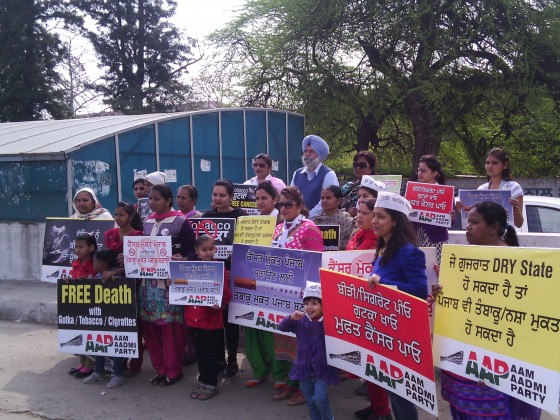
[0, 108, 305, 221]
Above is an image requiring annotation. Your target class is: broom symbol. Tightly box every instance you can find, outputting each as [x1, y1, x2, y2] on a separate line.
[60, 334, 83, 347]
[440, 351, 464, 365]
[329, 351, 361, 366]
[235, 311, 255, 320]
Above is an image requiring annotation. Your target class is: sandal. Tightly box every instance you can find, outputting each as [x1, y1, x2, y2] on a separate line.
[160, 373, 183, 386]
[68, 365, 83, 375]
[150, 375, 165, 385]
[273, 387, 294, 401]
[245, 378, 267, 388]
[191, 383, 204, 399]
[287, 391, 306, 406]
[198, 385, 218, 400]
[273, 381, 286, 390]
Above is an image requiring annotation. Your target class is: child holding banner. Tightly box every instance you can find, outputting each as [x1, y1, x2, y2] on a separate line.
[367, 192, 428, 420]
[202, 179, 248, 378]
[278, 283, 338, 420]
[82, 249, 127, 389]
[67, 233, 98, 378]
[435, 201, 540, 420]
[186, 235, 231, 401]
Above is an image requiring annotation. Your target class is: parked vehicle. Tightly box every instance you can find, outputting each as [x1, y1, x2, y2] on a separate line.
[452, 195, 560, 233]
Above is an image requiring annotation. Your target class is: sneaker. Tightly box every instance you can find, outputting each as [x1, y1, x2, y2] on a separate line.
[83, 372, 104, 384]
[107, 375, 125, 389]
[223, 362, 239, 378]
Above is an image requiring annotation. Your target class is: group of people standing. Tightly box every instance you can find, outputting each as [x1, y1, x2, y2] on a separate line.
[64, 133, 537, 420]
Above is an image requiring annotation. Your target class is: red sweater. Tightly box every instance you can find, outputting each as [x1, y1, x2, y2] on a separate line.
[184, 268, 231, 330]
[69, 258, 96, 279]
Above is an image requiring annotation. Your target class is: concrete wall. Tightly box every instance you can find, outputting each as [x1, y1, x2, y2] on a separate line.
[1, 222, 44, 281]
[2, 221, 560, 282]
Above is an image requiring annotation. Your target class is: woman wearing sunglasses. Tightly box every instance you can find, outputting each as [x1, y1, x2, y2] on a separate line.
[271, 186, 324, 407]
[341, 151, 378, 217]
[244, 153, 286, 192]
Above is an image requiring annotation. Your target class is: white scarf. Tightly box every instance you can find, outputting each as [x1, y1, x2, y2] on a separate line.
[272, 214, 305, 248]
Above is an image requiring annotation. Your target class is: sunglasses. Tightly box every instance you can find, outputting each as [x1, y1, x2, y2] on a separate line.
[277, 201, 294, 209]
[252, 163, 267, 168]
[353, 162, 370, 169]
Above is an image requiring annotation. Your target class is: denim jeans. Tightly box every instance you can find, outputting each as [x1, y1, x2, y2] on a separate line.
[389, 391, 418, 420]
[94, 356, 124, 377]
[299, 377, 334, 420]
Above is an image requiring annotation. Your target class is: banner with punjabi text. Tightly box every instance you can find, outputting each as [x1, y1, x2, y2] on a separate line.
[373, 175, 402, 194]
[405, 182, 455, 228]
[189, 218, 236, 260]
[321, 269, 437, 416]
[169, 261, 225, 307]
[232, 184, 258, 215]
[233, 215, 277, 245]
[458, 190, 513, 229]
[57, 278, 138, 358]
[433, 245, 560, 414]
[322, 248, 439, 332]
[123, 236, 172, 278]
[228, 244, 322, 336]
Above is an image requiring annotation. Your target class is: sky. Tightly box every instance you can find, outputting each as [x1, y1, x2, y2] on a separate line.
[174, 0, 246, 41]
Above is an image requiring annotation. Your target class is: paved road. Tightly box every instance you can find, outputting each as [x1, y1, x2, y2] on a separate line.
[0, 321, 557, 420]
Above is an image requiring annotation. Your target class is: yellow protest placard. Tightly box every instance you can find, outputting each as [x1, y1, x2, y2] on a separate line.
[433, 245, 560, 414]
[233, 215, 277, 245]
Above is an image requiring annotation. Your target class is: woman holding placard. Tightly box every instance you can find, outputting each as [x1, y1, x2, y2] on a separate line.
[313, 185, 354, 250]
[244, 153, 286, 192]
[434, 201, 540, 420]
[340, 151, 378, 216]
[477, 147, 524, 228]
[271, 186, 324, 406]
[244, 181, 285, 389]
[202, 179, 248, 379]
[367, 192, 428, 420]
[413, 154, 451, 262]
[139, 184, 196, 387]
[71, 187, 113, 220]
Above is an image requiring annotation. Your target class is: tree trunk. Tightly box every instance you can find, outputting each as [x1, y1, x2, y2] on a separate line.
[405, 90, 442, 176]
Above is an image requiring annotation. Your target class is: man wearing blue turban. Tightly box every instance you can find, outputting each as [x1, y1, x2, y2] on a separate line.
[290, 135, 339, 217]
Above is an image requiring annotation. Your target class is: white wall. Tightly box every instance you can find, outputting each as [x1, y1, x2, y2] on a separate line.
[0, 222, 44, 281]
[1, 223, 560, 282]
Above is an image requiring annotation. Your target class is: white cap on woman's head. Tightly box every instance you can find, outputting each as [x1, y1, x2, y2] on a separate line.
[145, 171, 166, 186]
[374, 191, 412, 216]
[360, 175, 386, 192]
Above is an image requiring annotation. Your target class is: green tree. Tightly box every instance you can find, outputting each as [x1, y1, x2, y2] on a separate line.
[213, 0, 560, 174]
[75, 0, 196, 114]
[0, 0, 70, 121]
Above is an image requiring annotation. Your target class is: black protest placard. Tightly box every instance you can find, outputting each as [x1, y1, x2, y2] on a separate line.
[189, 218, 236, 260]
[42, 218, 115, 282]
[317, 224, 340, 251]
[232, 184, 258, 215]
[57, 278, 138, 358]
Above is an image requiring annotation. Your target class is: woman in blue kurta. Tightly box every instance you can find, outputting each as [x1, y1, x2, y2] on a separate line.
[367, 192, 428, 420]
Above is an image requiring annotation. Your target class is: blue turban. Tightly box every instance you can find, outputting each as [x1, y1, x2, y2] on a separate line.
[302, 135, 329, 161]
